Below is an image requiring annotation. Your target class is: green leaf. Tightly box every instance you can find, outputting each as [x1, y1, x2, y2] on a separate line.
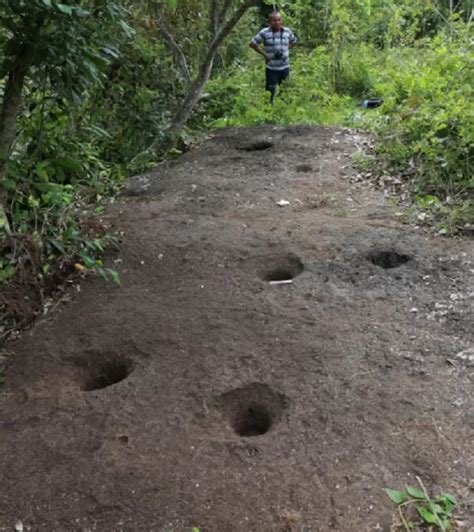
[385, 489, 407, 504]
[35, 162, 50, 181]
[0, 206, 11, 234]
[106, 268, 121, 285]
[42, 0, 53, 7]
[428, 501, 445, 515]
[417, 506, 438, 525]
[81, 255, 97, 268]
[84, 125, 112, 139]
[406, 486, 426, 499]
[101, 46, 119, 59]
[119, 19, 135, 38]
[97, 267, 109, 281]
[49, 239, 66, 254]
[0, 263, 15, 281]
[2, 179, 16, 190]
[56, 4, 74, 15]
[440, 493, 457, 506]
[74, 7, 90, 16]
[52, 157, 82, 173]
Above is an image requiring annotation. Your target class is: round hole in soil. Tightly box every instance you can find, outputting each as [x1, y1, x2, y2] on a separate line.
[296, 164, 313, 173]
[238, 140, 273, 152]
[234, 404, 272, 437]
[260, 253, 304, 282]
[265, 268, 295, 282]
[214, 382, 287, 438]
[82, 359, 134, 391]
[368, 250, 411, 269]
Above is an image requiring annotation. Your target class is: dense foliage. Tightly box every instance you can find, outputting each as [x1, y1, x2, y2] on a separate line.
[0, 0, 472, 311]
[360, 26, 472, 220]
[0, 0, 133, 286]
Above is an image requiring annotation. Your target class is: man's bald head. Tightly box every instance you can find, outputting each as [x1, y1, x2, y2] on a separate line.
[270, 12, 282, 31]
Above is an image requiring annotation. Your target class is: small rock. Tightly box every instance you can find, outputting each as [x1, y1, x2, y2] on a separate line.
[455, 347, 474, 366]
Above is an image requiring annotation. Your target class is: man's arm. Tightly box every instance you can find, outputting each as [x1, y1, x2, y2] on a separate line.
[249, 41, 269, 62]
[288, 29, 297, 49]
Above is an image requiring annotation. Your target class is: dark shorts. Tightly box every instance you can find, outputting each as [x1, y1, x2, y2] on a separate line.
[265, 67, 290, 91]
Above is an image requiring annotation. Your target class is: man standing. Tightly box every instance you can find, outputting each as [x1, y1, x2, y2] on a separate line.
[249, 12, 297, 103]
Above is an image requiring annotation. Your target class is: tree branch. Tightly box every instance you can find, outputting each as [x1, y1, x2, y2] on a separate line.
[155, 6, 191, 83]
[211, 0, 258, 52]
[210, 0, 219, 36]
[164, 0, 259, 140]
[218, 0, 234, 25]
[0, 44, 31, 187]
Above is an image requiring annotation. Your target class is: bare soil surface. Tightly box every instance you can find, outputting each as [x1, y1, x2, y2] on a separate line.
[1, 125, 473, 531]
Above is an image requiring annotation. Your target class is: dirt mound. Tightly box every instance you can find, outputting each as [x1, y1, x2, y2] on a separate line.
[1, 125, 473, 531]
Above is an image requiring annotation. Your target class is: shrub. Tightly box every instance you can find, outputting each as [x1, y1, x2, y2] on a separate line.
[355, 24, 473, 219]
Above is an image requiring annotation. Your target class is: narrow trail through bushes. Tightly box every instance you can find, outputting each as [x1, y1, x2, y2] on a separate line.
[0, 125, 473, 531]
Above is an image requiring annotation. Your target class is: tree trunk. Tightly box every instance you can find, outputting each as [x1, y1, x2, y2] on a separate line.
[0, 48, 31, 215]
[165, 0, 258, 142]
[167, 55, 215, 138]
[0, 52, 30, 177]
[156, 7, 191, 83]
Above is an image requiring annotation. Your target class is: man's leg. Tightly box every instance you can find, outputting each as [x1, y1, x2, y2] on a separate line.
[266, 68, 290, 103]
[278, 68, 290, 86]
[265, 68, 278, 104]
[273, 68, 290, 103]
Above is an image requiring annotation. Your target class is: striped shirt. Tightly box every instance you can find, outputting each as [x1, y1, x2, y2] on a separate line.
[251, 26, 297, 71]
